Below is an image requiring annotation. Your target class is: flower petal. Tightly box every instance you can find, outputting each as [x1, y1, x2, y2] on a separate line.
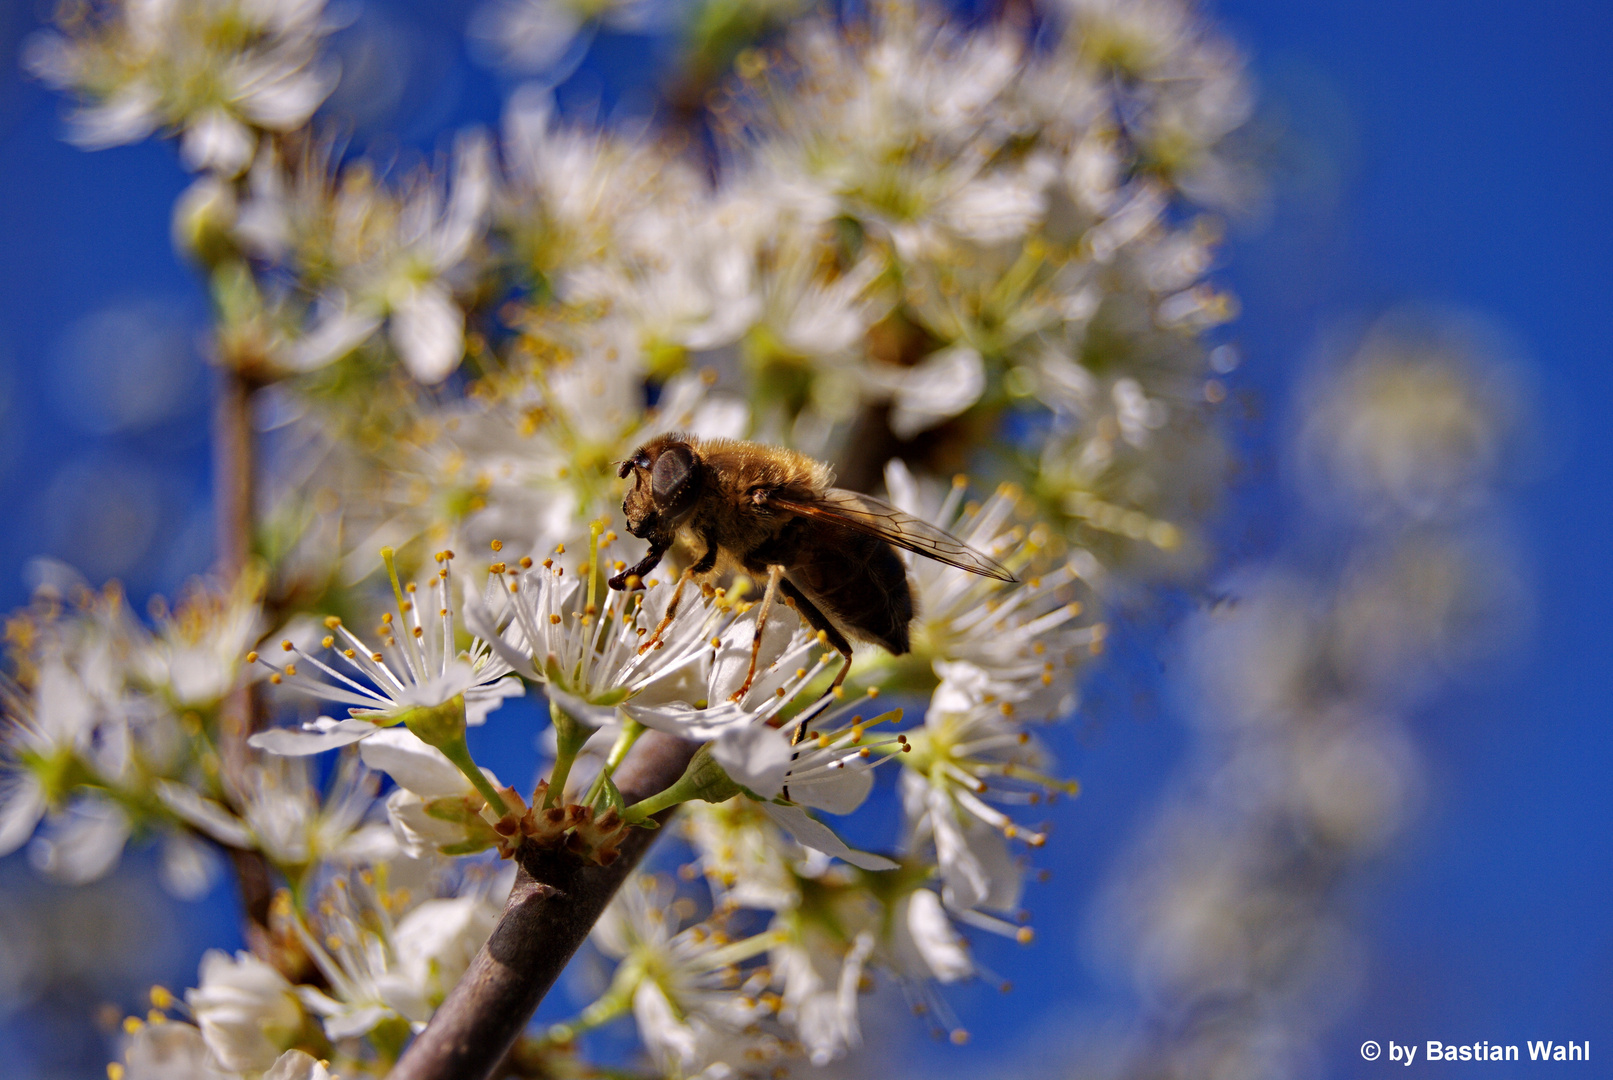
[710, 723, 792, 799]
[389, 282, 464, 384]
[760, 803, 896, 872]
[248, 717, 379, 756]
[358, 728, 469, 797]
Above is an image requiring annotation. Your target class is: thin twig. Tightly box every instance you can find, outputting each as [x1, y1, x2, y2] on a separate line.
[388, 730, 701, 1080]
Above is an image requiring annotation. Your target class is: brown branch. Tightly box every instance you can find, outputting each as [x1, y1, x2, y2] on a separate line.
[212, 363, 281, 945]
[388, 730, 701, 1080]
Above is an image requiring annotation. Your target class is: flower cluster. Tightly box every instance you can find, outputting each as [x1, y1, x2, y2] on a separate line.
[9, 0, 1257, 1076]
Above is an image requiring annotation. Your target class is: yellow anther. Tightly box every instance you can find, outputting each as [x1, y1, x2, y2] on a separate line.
[122, 1016, 143, 1034]
[344, 649, 356, 659]
[1016, 927, 1035, 944]
[491, 539, 503, 551]
[371, 652, 383, 662]
[245, 651, 258, 663]
[550, 614, 562, 625]
[269, 673, 282, 684]
[322, 636, 334, 649]
[519, 556, 533, 568]
[149, 985, 174, 1010]
[107, 1065, 125, 1080]
[324, 615, 342, 629]
[146, 1010, 166, 1025]
[280, 640, 293, 651]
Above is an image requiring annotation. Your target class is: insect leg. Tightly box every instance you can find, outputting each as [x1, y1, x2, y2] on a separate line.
[731, 564, 784, 702]
[608, 538, 668, 590]
[638, 567, 693, 654]
[776, 578, 854, 746]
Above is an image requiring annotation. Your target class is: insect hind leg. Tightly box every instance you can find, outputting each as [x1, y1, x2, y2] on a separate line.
[777, 578, 855, 745]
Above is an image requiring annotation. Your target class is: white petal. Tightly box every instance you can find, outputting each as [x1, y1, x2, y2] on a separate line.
[393, 896, 498, 1001]
[709, 610, 801, 703]
[358, 729, 469, 797]
[320, 1003, 395, 1041]
[882, 457, 922, 516]
[930, 788, 988, 910]
[710, 723, 792, 799]
[465, 675, 524, 726]
[238, 61, 339, 129]
[263, 1050, 333, 1080]
[389, 282, 464, 383]
[0, 774, 46, 856]
[792, 761, 873, 816]
[620, 698, 752, 741]
[906, 889, 972, 983]
[159, 831, 223, 900]
[28, 798, 132, 884]
[547, 686, 627, 729]
[65, 86, 160, 149]
[632, 979, 700, 1072]
[156, 780, 253, 847]
[760, 803, 896, 872]
[888, 346, 986, 440]
[288, 303, 381, 372]
[248, 717, 380, 755]
[179, 109, 257, 176]
[122, 1021, 233, 1079]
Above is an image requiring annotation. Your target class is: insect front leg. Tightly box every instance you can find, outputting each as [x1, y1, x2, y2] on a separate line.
[609, 538, 668, 590]
[731, 564, 785, 702]
[638, 567, 693, 654]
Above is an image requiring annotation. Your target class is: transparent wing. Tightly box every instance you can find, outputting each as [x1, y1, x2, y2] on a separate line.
[765, 488, 1017, 582]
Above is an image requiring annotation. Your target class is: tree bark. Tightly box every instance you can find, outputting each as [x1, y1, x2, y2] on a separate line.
[388, 730, 701, 1080]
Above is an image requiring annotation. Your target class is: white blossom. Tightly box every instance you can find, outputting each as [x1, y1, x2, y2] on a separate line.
[249, 552, 522, 756]
[187, 950, 306, 1072]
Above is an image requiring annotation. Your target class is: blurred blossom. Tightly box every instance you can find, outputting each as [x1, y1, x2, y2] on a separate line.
[25, 0, 338, 176]
[1083, 314, 1532, 1080]
[8, 0, 1281, 1075]
[1298, 311, 1527, 523]
[468, 0, 673, 82]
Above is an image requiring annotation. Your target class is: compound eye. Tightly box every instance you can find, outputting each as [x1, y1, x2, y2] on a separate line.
[650, 444, 696, 507]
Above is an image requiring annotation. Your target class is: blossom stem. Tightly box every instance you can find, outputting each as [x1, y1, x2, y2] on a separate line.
[621, 742, 741, 823]
[583, 718, 644, 807]
[544, 699, 591, 809]
[441, 736, 513, 817]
